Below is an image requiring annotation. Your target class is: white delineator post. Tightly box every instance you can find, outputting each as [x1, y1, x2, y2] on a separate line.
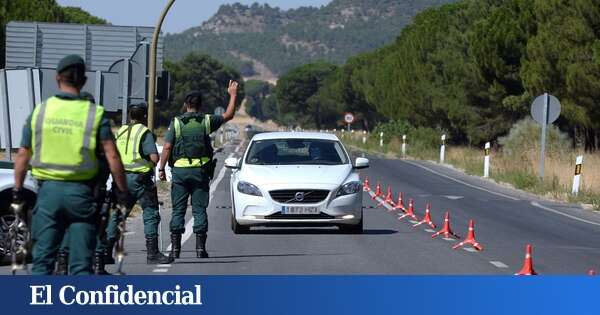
[440, 134, 446, 164]
[379, 132, 384, 148]
[402, 134, 407, 158]
[572, 155, 584, 196]
[362, 130, 367, 144]
[483, 142, 491, 178]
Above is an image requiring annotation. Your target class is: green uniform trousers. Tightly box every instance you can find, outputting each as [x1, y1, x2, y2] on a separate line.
[31, 181, 98, 275]
[170, 167, 210, 234]
[97, 172, 160, 251]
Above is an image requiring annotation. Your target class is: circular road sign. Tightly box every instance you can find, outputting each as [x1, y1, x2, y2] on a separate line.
[531, 94, 561, 125]
[344, 113, 355, 124]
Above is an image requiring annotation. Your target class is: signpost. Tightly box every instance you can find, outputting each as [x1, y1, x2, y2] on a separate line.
[344, 112, 355, 132]
[531, 93, 561, 178]
[572, 156, 583, 196]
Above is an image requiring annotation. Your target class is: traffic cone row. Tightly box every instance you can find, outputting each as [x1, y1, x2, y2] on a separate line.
[357, 175, 585, 276]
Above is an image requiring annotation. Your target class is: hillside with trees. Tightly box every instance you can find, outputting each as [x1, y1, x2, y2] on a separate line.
[164, 0, 456, 78]
[259, 0, 600, 150]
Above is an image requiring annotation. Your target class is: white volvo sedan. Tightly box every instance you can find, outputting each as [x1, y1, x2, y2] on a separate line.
[225, 132, 369, 234]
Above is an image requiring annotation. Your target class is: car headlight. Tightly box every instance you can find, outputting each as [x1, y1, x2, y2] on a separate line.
[237, 181, 263, 197]
[336, 181, 361, 197]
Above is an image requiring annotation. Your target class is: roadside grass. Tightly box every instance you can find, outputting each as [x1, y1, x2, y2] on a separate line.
[341, 133, 600, 210]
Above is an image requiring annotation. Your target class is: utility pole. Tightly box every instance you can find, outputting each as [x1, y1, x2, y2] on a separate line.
[148, 0, 176, 132]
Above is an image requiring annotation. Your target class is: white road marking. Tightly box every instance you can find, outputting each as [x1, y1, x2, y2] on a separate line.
[463, 247, 477, 253]
[152, 268, 169, 273]
[444, 195, 464, 200]
[424, 229, 436, 233]
[490, 261, 509, 269]
[403, 160, 520, 201]
[156, 264, 172, 268]
[443, 238, 455, 242]
[531, 201, 600, 227]
[123, 232, 135, 236]
[409, 220, 418, 224]
[174, 152, 234, 250]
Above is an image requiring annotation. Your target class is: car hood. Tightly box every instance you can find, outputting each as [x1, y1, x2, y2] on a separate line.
[240, 164, 353, 186]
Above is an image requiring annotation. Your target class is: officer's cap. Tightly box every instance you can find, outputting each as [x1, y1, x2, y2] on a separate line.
[57, 55, 85, 74]
[129, 102, 148, 110]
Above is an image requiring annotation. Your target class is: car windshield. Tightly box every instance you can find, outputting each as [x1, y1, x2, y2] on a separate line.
[245, 139, 349, 165]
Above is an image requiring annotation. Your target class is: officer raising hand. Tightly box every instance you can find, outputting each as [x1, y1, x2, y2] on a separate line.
[159, 80, 239, 260]
[12, 55, 129, 275]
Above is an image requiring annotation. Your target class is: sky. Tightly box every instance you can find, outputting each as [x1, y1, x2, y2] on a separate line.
[56, 0, 332, 34]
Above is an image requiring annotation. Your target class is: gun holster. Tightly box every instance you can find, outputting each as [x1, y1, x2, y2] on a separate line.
[208, 158, 218, 181]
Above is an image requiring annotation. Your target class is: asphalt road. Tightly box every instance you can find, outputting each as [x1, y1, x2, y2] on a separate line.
[4, 136, 600, 275]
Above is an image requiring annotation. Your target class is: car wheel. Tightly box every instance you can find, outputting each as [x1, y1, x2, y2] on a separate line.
[339, 218, 363, 234]
[231, 213, 250, 234]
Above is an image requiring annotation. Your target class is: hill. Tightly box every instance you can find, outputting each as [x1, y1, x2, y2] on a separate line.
[164, 0, 456, 80]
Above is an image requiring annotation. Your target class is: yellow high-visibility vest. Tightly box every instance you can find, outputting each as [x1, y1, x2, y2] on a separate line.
[116, 123, 154, 173]
[30, 96, 103, 181]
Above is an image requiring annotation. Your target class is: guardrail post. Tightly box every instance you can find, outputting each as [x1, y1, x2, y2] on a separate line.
[484, 142, 491, 178]
[572, 155, 583, 196]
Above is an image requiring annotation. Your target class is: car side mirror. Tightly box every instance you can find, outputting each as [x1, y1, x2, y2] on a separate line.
[225, 157, 241, 169]
[354, 157, 369, 169]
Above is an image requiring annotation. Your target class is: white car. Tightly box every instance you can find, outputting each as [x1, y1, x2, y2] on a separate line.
[225, 132, 369, 234]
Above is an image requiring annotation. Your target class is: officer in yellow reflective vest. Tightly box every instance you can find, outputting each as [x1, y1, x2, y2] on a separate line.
[94, 102, 173, 274]
[159, 81, 238, 259]
[12, 55, 129, 275]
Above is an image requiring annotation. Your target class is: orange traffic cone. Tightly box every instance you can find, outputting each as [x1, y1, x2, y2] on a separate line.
[589, 269, 597, 276]
[398, 199, 419, 221]
[432, 212, 459, 239]
[363, 177, 371, 192]
[393, 192, 406, 212]
[452, 220, 483, 251]
[371, 182, 383, 200]
[413, 203, 436, 228]
[378, 186, 395, 209]
[515, 244, 537, 276]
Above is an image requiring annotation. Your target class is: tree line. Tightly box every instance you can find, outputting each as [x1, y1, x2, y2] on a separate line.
[247, 0, 600, 151]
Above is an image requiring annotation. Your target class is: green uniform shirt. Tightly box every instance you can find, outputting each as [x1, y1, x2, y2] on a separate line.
[20, 92, 114, 148]
[164, 113, 225, 145]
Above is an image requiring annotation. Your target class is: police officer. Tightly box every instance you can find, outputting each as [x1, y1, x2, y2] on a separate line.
[158, 81, 239, 259]
[12, 55, 129, 275]
[94, 102, 173, 274]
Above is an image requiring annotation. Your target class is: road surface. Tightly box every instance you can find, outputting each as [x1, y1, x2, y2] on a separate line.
[4, 136, 600, 275]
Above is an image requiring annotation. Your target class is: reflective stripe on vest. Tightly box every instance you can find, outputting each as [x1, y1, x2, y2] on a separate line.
[116, 123, 154, 173]
[173, 114, 211, 168]
[31, 96, 103, 181]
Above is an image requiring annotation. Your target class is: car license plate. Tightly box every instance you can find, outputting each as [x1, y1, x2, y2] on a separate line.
[282, 206, 319, 215]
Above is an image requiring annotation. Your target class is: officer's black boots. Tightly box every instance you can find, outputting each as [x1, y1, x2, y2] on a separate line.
[196, 233, 209, 258]
[103, 241, 116, 265]
[146, 237, 174, 264]
[170, 233, 182, 259]
[93, 251, 110, 275]
[54, 250, 69, 275]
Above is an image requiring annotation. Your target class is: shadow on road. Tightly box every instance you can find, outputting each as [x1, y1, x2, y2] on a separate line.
[246, 229, 397, 235]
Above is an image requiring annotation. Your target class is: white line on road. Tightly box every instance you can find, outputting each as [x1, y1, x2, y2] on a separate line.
[403, 160, 520, 201]
[463, 247, 477, 253]
[443, 238, 455, 242]
[156, 264, 172, 268]
[531, 201, 600, 227]
[168, 147, 239, 251]
[490, 261, 509, 269]
[152, 269, 169, 273]
[424, 229, 436, 233]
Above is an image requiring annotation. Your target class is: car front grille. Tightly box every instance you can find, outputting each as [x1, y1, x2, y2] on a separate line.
[269, 189, 330, 204]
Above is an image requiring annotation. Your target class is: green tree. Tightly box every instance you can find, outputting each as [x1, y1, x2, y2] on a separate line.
[275, 61, 338, 128]
[161, 53, 245, 126]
